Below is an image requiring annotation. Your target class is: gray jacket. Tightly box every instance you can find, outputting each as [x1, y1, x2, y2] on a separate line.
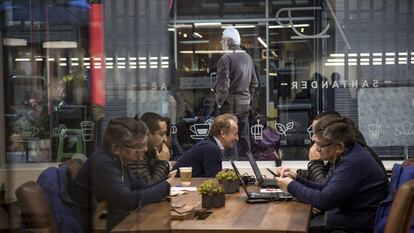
[215, 45, 258, 108]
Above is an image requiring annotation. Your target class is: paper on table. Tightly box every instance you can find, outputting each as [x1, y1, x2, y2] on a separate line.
[171, 186, 197, 192]
[170, 186, 197, 196]
[260, 188, 284, 193]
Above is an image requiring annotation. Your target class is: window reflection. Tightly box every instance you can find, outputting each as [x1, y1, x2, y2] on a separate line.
[2, 0, 414, 164]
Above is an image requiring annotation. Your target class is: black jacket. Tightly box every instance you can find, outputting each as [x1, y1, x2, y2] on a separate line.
[298, 126, 386, 183]
[70, 148, 170, 231]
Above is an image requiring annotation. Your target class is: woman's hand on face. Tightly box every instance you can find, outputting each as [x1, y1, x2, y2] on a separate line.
[309, 143, 321, 160]
[156, 143, 170, 161]
[275, 176, 293, 192]
[276, 167, 297, 179]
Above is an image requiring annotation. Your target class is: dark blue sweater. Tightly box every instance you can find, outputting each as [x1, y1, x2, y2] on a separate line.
[70, 148, 170, 231]
[172, 136, 222, 177]
[288, 143, 389, 233]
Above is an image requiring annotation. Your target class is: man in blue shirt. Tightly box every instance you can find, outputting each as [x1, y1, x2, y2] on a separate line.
[173, 114, 238, 177]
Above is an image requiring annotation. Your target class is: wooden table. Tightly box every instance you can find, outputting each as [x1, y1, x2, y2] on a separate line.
[112, 178, 311, 233]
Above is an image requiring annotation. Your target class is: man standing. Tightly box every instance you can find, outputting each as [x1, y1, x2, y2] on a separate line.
[130, 112, 170, 184]
[215, 27, 258, 159]
[173, 114, 238, 177]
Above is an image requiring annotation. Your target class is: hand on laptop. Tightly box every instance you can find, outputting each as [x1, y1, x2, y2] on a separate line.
[275, 176, 293, 192]
[276, 167, 297, 179]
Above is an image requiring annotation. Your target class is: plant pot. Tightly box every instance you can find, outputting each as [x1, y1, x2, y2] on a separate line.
[219, 180, 239, 194]
[202, 193, 225, 209]
[275, 158, 282, 167]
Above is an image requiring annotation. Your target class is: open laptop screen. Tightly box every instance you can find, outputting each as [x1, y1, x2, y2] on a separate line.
[230, 160, 251, 196]
[246, 152, 264, 183]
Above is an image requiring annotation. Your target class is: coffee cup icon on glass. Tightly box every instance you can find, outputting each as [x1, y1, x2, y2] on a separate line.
[80, 121, 94, 142]
[368, 119, 380, 140]
[19, 127, 39, 139]
[190, 123, 210, 140]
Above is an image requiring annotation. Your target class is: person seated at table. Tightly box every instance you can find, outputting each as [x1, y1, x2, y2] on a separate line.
[70, 117, 176, 231]
[276, 115, 389, 233]
[297, 111, 386, 183]
[172, 113, 238, 177]
[129, 112, 170, 184]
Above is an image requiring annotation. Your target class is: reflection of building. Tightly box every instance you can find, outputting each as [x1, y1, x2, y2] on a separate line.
[1, 0, 414, 164]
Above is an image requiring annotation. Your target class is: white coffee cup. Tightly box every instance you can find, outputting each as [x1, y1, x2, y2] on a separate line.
[179, 167, 192, 186]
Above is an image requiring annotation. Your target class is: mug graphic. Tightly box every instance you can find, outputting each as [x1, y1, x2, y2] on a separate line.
[368, 119, 380, 139]
[80, 121, 94, 141]
[190, 123, 210, 140]
[19, 127, 39, 139]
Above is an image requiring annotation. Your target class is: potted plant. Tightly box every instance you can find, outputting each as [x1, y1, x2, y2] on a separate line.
[216, 169, 239, 194]
[198, 180, 225, 209]
[58, 68, 88, 106]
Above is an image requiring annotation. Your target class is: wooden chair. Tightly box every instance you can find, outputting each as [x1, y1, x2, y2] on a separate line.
[384, 180, 414, 233]
[15, 181, 56, 233]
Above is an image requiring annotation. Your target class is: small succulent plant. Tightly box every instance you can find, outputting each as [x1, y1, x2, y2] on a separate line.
[198, 179, 224, 195]
[215, 169, 238, 182]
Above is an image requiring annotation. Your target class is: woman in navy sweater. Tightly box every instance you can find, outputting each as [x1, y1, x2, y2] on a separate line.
[71, 117, 176, 231]
[276, 115, 388, 233]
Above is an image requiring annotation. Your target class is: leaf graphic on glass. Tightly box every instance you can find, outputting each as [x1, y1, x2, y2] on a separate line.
[275, 122, 295, 136]
[286, 122, 294, 130]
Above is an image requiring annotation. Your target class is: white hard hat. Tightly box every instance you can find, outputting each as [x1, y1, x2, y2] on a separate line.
[222, 27, 241, 45]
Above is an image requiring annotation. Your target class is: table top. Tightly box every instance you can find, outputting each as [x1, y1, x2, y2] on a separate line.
[112, 178, 311, 233]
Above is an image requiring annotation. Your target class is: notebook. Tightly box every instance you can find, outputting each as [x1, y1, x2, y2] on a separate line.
[246, 152, 278, 188]
[230, 160, 281, 200]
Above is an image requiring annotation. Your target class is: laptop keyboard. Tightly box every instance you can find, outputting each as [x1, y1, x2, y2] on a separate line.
[257, 193, 279, 198]
[262, 179, 278, 187]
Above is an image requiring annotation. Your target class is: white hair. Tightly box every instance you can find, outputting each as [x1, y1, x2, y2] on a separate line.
[222, 27, 241, 45]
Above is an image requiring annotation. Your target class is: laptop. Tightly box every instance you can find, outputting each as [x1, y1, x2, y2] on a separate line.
[230, 160, 281, 200]
[246, 152, 278, 188]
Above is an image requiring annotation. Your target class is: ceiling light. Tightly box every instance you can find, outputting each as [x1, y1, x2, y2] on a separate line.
[3, 38, 27, 46]
[269, 24, 310, 29]
[43, 41, 78, 49]
[221, 24, 256, 29]
[194, 22, 221, 27]
[193, 32, 203, 39]
[257, 37, 267, 48]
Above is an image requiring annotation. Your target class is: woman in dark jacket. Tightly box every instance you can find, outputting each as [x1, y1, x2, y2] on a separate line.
[70, 117, 176, 231]
[276, 115, 389, 233]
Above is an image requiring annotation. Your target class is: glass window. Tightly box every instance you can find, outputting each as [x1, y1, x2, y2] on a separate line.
[1, 0, 414, 164]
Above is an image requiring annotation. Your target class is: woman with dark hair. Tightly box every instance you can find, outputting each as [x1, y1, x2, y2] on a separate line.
[276, 115, 388, 233]
[70, 117, 176, 231]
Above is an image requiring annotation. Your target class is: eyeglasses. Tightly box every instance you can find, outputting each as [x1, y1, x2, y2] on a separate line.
[123, 144, 147, 152]
[315, 142, 333, 151]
